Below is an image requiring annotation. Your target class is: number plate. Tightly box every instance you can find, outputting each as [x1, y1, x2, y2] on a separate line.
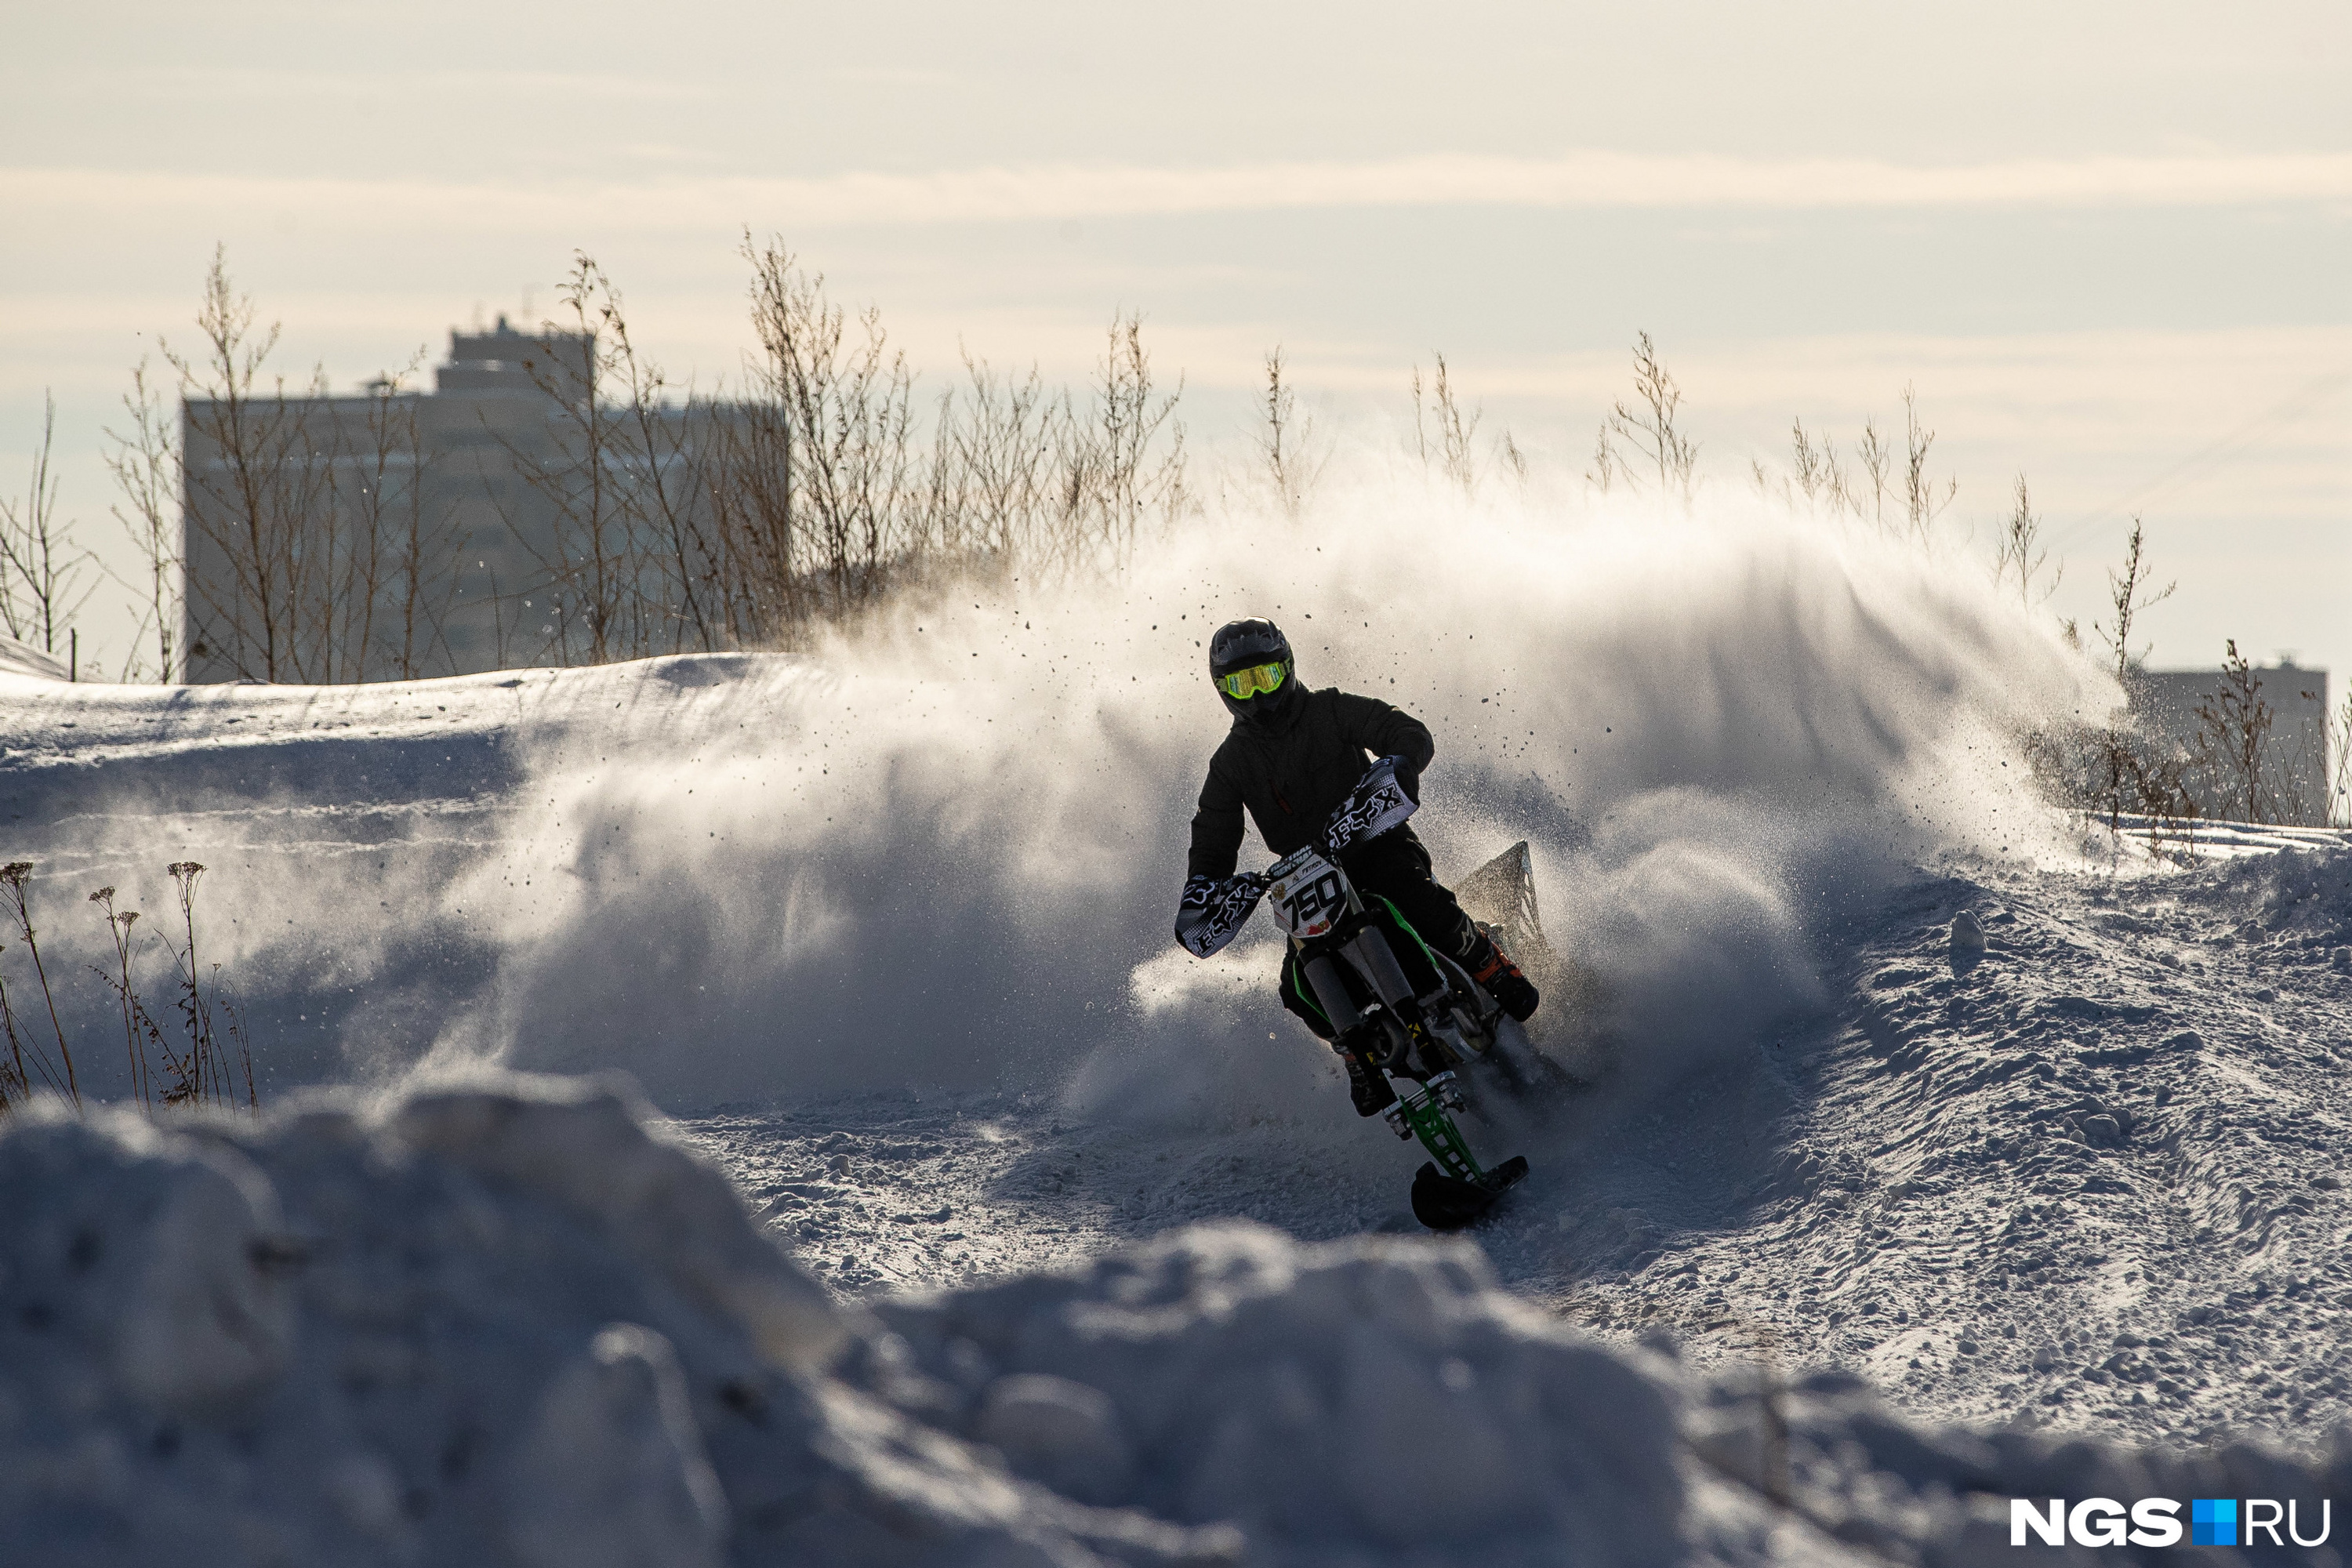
[1265, 846, 1351, 939]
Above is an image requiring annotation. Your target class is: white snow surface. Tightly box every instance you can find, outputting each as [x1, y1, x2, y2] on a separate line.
[7, 1070, 2351, 1567]
[5, 499, 2352, 1557]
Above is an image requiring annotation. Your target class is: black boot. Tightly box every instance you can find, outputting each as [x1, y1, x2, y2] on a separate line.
[1469, 937, 1540, 1022]
[1413, 1023, 1456, 1079]
[1341, 1047, 1397, 1116]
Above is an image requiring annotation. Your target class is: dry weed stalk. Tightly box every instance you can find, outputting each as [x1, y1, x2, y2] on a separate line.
[1255, 347, 1327, 519]
[0, 862, 78, 1109]
[1991, 475, 2060, 609]
[0, 394, 101, 664]
[0, 963, 31, 1113]
[103, 361, 185, 680]
[1788, 418, 1833, 506]
[158, 861, 239, 1109]
[1584, 423, 1622, 494]
[0, 863, 257, 1118]
[2083, 521, 2195, 849]
[1771, 390, 1954, 541]
[2092, 519, 2174, 681]
[2332, 690, 2352, 829]
[1899, 385, 1957, 542]
[88, 887, 170, 1112]
[1410, 354, 1483, 494]
[2193, 640, 2278, 825]
[1600, 332, 1699, 503]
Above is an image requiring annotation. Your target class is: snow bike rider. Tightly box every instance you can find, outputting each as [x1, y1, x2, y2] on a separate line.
[1174, 619, 1539, 1116]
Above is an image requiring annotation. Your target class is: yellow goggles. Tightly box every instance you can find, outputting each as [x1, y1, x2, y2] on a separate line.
[1215, 660, 1289, 700]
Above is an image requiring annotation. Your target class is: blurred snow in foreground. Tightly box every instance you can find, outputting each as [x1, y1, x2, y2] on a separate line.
[3, 1072, 2345, 1566]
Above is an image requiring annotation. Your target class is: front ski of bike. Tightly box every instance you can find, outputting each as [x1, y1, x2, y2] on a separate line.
[1382, 1073, 1530, 1230]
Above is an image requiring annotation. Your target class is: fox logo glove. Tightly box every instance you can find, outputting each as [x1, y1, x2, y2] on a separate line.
[1174, 872, 1267, 958]
[1322, 755, 1418, 856]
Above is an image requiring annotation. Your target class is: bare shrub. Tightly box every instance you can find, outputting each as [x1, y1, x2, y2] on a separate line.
[125, 234, 1196, 677]
[358, 362, 463, 680]
[1254, 347, 1328, 521]
[1410, 354, 1483, 495]
[739, 244, 916, 621]
[0, 394, 100, 665]
[2092, 519, 2173, 682]
[2015, 520, 2204, 855]
[1991, 475, 2060, 609]
[938, 353, 1060, 564]
[169, 251, 327, 679]
[1594, 332, 1698, 504]
[169, 249, 458, 682]
[2192, 640, 2277, 825]
[1078, 315, 1187, 563]
[104, 361, 184, 681]
[1899, 385, 1957, 542]
[2091, 518, 2174, 837]
[495, 253, 722, 663]
[1788, 419, 1834, 507]
[716, 240, 1185, 630]
[2331, 689, 2352, 828]
[1584, 421, 1622, 494]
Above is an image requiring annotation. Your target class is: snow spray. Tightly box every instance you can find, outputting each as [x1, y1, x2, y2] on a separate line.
[0, 471, 2106, 1112]
[439, 474, 2102, 1114]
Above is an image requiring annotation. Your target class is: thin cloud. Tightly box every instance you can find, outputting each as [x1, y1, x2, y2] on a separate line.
[8, 149, 2350, 235]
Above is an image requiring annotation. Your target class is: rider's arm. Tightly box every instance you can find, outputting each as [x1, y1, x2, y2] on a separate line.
[1334, 692, 1435, 789]
[1185, 755, 1247, 880]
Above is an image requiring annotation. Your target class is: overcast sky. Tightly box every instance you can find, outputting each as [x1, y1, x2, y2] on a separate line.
[4, 1, 2346, 679]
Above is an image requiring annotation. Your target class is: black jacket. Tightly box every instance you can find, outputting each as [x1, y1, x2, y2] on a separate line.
[1186, 688, 1436, 878]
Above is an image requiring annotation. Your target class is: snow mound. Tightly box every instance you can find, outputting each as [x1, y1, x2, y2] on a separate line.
[0, 633, 69, 681]
[7, 1071, 2345, 1565]
[0, 1074, 1221, 1568]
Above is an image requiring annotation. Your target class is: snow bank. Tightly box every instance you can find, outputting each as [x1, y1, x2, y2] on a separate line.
[6, 1070, 2343, 1566]
[0, 633, 70, 680]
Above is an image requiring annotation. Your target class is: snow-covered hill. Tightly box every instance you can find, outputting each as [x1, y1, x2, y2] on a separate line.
[4, 499, 2350, 1559]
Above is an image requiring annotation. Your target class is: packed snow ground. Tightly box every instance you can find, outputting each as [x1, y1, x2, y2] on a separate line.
[667, 840, 2352, 1454]
[5, 501, 2352, 1558]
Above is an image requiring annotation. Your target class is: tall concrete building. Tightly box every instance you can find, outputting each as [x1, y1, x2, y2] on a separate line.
[181, 318, 704, 684]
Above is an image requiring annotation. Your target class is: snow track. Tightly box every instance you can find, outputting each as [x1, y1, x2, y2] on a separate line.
[663, 840, 2352, 1458]
[1490, 844, 2352, 1449]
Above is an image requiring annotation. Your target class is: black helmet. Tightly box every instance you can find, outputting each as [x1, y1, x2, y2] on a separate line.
[1208, 618, 1302, 725]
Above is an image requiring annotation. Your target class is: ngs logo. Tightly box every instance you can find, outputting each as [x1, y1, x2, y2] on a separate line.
[2012, 1497, 2332, 1548]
